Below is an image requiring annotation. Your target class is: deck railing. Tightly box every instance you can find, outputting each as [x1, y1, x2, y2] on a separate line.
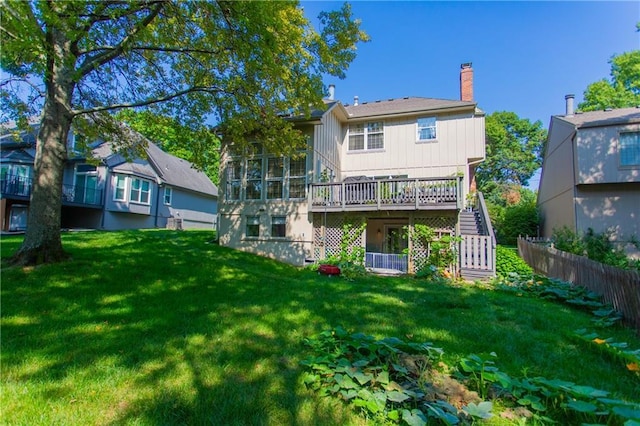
[1, 174, 103, 207]
[309, 176, 462, 212]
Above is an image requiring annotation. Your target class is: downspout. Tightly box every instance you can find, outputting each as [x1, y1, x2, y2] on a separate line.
[154, 182, 162, 228]
[101, 166, 108, 229]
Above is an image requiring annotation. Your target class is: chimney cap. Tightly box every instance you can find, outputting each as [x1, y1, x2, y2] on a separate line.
[565, 94, 575, 99]
[461, 62, 472, 69]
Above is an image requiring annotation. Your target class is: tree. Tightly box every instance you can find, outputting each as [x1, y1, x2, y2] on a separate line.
[578, 50, 640, 111]
[0, 1, 368, 265]
[475, 111, 547, 196]
[117, 110, 220, 185]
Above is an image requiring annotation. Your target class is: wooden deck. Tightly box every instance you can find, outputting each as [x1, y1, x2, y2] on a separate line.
[308, 177, 462, 212]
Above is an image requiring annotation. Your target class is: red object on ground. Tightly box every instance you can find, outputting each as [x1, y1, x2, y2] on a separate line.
[318, 264, 341, 276]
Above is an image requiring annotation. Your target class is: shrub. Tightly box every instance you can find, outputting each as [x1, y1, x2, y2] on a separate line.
[495, 245, 533, 278]
[498, 201, 539, 245]
[552, 227, 638, 271]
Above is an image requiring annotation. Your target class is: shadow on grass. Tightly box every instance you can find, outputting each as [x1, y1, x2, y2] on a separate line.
[2, 230, 639, 425]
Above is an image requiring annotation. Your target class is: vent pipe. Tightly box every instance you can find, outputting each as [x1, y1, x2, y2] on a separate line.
[565, 94, 575, 116]
[328, 84, 335, 101]
[353, 95, 359, 106]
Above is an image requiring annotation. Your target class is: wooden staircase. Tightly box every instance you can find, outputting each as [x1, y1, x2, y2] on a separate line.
[458, 195, 496, 280]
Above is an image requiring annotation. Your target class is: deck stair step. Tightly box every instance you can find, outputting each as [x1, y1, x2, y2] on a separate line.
[459, 210, 483, 236]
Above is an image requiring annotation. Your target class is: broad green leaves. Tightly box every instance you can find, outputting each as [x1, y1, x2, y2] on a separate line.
[579, 50, 640, 112]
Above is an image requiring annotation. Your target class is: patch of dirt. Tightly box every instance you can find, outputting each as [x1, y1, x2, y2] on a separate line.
[397, 354, 481, 409]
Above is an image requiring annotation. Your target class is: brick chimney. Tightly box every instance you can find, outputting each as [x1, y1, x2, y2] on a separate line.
[460, 63, 473, 102]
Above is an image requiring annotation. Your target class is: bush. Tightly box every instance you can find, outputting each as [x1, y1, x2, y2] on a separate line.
[495, 245, 533, 278]
[552, 227, 638, 271]
[497, 202, 539, 245]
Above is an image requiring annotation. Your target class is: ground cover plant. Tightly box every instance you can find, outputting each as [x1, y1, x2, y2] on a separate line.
[2, 230, 639, 425]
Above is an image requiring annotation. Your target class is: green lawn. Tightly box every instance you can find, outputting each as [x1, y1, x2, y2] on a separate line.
[2, 230, 639, 425]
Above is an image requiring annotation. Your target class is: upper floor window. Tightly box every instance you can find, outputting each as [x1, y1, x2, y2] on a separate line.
[349, 122, 384, 151]
[164, 187, 172, 205]
[417, 117, 437, 141]
[224, 152, 306, 201]
[266, 157, 284, 200]
[130, 177, 151, 204]
[226, 160, 242, 200]
[620, 132, 640, 167]
[246, 158, 262, 200]
[289, 155, 307, 199]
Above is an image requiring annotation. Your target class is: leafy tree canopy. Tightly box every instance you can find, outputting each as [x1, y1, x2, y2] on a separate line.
[0, 0, 369, 265]
[476, 111, 547, 196]
[578, 50, 640, 111]
[117, 110, 220, 185]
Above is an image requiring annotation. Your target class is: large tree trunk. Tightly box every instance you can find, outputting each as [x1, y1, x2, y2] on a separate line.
[11, 24, 75, 266]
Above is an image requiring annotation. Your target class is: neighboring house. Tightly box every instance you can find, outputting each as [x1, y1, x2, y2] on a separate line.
[219, 64, 495, 278]
[537, 96, 640, 255]
[0, 124, 218, 232]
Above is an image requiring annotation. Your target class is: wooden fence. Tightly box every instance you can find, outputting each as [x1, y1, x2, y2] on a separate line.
[517, 237, 640, 334]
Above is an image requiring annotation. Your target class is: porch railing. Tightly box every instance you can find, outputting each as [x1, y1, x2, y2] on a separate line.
[309, 176, 462, 212]
[365, 252, 408, 273]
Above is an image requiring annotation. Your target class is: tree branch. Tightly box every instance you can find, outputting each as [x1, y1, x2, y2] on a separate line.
[71, 86, 226, 116]
[75, 1, 165, 79]
[77, 44, 230, 57]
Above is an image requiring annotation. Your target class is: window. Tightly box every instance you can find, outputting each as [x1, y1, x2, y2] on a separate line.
[226, 159, 242, 200]
[620, 132, 640, 166]
[271, 216, 286, 238]
[246, 158, 262, 200]
[74, 164, 98, 204]
[130, 177, 151, 204]
[164, 187, 172, 205]
[114, 175, 127, 201]
[246, 216, 260, 237]
[266, 157, 284, 199]
[289, 155, 307, 199]
[417, 117, 437, 141]
[349, 122, 384, 151]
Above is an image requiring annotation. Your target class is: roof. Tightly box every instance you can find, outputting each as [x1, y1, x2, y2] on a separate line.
[344, 97, 477, 119]
[556, 107, 640, 128]
[145, 142, 218, 197]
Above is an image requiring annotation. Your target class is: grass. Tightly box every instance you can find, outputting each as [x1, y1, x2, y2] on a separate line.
[1, 229, 639, 425]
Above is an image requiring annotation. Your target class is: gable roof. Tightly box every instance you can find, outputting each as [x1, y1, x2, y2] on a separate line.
[556, 107, 640, 129]
[344, 97, 477, 119]
[145, 142, 218, 197]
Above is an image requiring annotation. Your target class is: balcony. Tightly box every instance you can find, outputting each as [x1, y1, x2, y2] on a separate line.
[309, 176, 462, 212]
[62, 184, 103, 207]
[1, 175, 32, 198]
[1, 174, 103, 207]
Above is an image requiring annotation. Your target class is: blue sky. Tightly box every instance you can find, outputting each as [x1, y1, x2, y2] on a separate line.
[302, 1, 639, 188]
[304, 1, 639, 125]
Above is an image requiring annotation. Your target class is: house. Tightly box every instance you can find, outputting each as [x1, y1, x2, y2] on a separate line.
[218, 64, 495, 278]
[0, 123, 218, 232]
[537, 96, 640, 255]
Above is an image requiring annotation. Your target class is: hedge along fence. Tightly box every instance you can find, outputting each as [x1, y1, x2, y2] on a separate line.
[517, 237, 640, 335]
